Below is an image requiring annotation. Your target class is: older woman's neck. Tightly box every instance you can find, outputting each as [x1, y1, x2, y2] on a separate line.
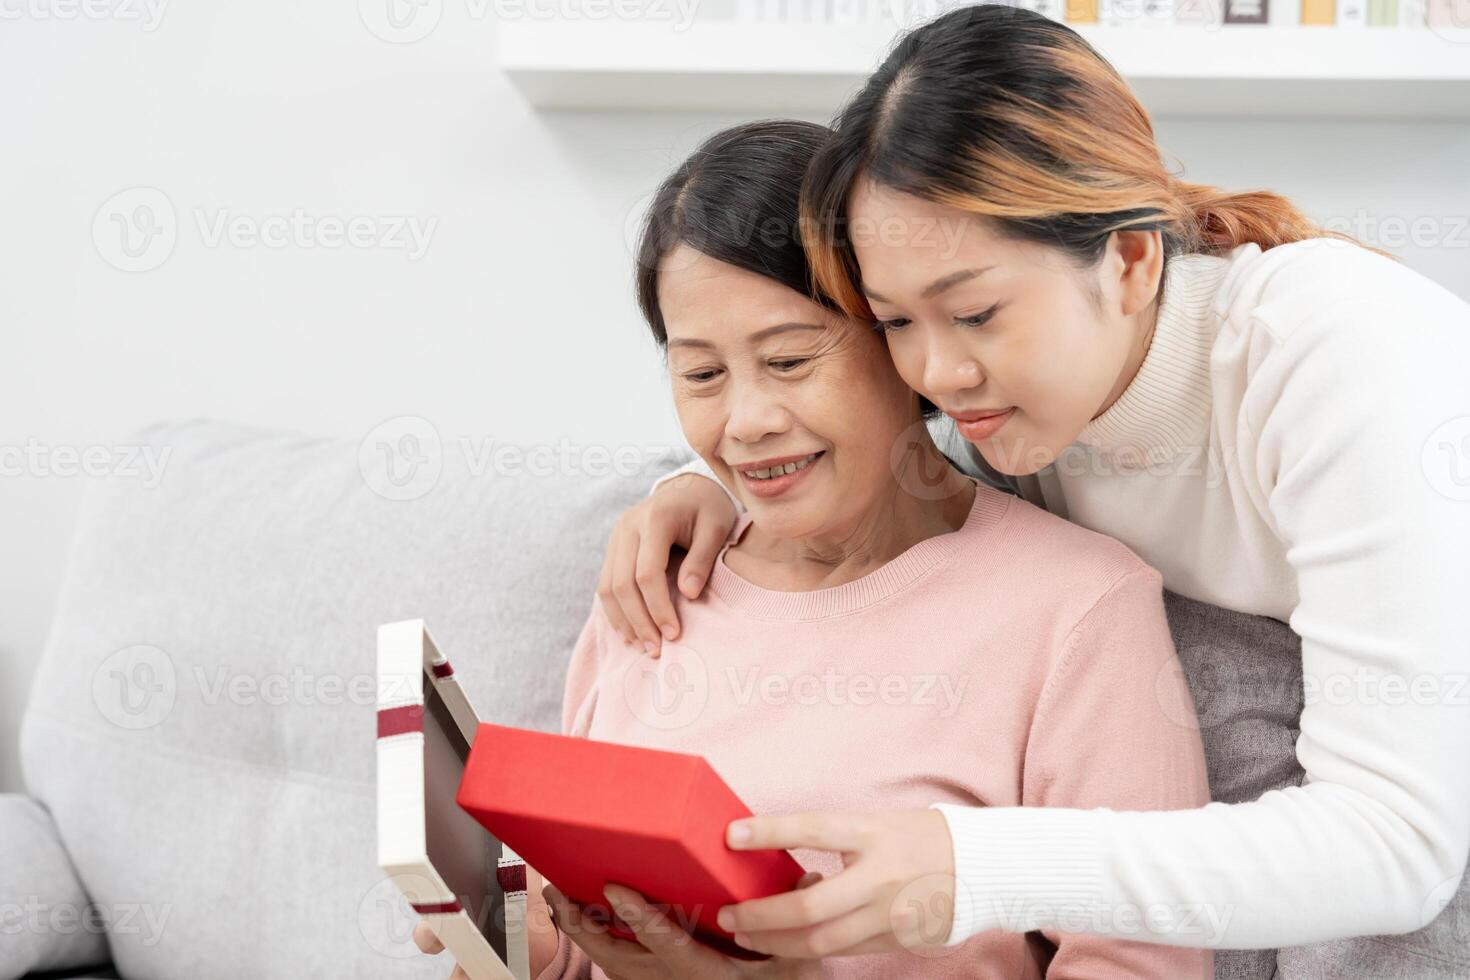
[731, 442, 975, 593]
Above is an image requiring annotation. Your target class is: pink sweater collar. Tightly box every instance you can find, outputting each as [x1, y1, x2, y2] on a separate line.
[707, 477, 1011, 620]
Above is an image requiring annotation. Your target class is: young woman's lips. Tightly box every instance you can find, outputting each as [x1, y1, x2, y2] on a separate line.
[951, 408, 1015, 441]
[735, 451, 824, 499]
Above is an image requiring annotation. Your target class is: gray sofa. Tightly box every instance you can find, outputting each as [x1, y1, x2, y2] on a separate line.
[2, 419, 1461, 979]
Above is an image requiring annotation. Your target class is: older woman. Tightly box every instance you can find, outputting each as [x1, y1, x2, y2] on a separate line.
[418, 119, 1213, 979]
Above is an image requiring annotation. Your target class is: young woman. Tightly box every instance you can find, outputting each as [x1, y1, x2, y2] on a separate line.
[599, 5, 1470, 976]
[418, 120, 1214, 978]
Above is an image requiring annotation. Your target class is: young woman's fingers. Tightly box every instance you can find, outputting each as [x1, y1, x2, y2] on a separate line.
[726, 811, 871, 853]
[412, 920, 445, 954]
[675, 506, 731, 602]
[607, 526, 664, 654]
[596, 521, 639, 646]
[631, 517, 682, 652]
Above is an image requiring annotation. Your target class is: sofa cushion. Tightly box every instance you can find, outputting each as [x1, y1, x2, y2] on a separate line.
[0, 795, 111, 980]
[21, 419, 682, 980]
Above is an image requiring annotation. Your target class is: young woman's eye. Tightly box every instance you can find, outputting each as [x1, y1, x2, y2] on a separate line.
[955, 305, 999, 328]
[873, 318, 910, 334]
[770, 358, 809, 372]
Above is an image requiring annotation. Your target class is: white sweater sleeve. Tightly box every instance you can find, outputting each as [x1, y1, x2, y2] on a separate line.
[935, 298, 1470, 949]
[649, 452, 744, 513]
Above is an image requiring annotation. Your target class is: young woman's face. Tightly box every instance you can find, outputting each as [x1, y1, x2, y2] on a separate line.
[659, 244, 923, 540]
[848, 179, 1150, 475]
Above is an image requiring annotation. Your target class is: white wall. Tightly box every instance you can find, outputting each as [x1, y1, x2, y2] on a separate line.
[3, 3, 1468, 793]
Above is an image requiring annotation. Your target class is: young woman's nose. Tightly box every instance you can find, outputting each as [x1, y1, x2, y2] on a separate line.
[920, 330, 984, 402]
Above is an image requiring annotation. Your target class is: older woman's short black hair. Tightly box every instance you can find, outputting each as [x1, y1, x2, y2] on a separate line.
[633, 119, 838, 347]
[632, 118, 941, 421]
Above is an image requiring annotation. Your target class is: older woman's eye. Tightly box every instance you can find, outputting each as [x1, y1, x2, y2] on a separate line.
[872, 318, 910, 334]
[770, 358, 809, 372]
[684, 368, 722, 383]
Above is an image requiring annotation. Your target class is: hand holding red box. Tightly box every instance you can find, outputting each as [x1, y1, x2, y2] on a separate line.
[456, 724, 808, 959]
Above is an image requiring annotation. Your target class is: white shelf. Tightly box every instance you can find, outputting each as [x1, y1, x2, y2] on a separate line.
[499, 21, 1470, 118]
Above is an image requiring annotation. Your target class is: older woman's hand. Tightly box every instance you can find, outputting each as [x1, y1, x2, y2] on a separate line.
[543, 877, 825, 980]
[412, 863, 562, 979]
[597, 471, 737, 657]
[411, 923, 471, 980]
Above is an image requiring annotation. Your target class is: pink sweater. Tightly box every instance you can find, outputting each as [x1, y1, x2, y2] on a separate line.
[535, 478, 1213, 979]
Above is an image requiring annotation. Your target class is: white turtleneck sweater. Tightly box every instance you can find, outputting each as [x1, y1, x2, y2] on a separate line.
[650, 239, 1470, 949]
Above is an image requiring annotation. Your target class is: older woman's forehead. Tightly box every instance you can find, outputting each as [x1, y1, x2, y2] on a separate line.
[663, 276, 833, 346]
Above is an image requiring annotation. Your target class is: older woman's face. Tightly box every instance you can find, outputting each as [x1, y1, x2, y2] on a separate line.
[659, 245, 922, 540]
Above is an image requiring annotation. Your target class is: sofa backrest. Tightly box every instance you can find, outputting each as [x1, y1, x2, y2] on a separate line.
[21, 418, 682, 980]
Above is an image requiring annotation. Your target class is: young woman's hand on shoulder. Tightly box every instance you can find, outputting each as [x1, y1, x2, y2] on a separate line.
[597, 472, 736, 657]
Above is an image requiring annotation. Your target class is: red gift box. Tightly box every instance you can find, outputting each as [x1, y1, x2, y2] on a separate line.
[456, 724, 807, 959]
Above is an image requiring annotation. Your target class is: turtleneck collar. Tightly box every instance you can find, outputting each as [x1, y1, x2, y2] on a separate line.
[1074, 251, 1233, 462]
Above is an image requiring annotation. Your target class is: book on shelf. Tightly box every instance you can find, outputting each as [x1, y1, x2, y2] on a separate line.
[728, 0, 1448, 27]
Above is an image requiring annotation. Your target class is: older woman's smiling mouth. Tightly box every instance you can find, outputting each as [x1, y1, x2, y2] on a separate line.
[732, 451, 825, 498]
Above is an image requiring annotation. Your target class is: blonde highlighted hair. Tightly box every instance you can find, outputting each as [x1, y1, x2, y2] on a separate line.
[799, 4, 1394, 319]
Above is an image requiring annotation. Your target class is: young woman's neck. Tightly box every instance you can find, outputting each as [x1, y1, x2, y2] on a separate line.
[727, 439, 976, 593]
[1096, 280, 1164, 420]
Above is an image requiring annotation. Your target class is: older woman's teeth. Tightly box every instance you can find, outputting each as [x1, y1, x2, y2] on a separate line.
[743, 453, 819, 480]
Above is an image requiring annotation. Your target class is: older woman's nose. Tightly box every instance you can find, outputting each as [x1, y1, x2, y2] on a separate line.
[725, 385, 792, 444]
